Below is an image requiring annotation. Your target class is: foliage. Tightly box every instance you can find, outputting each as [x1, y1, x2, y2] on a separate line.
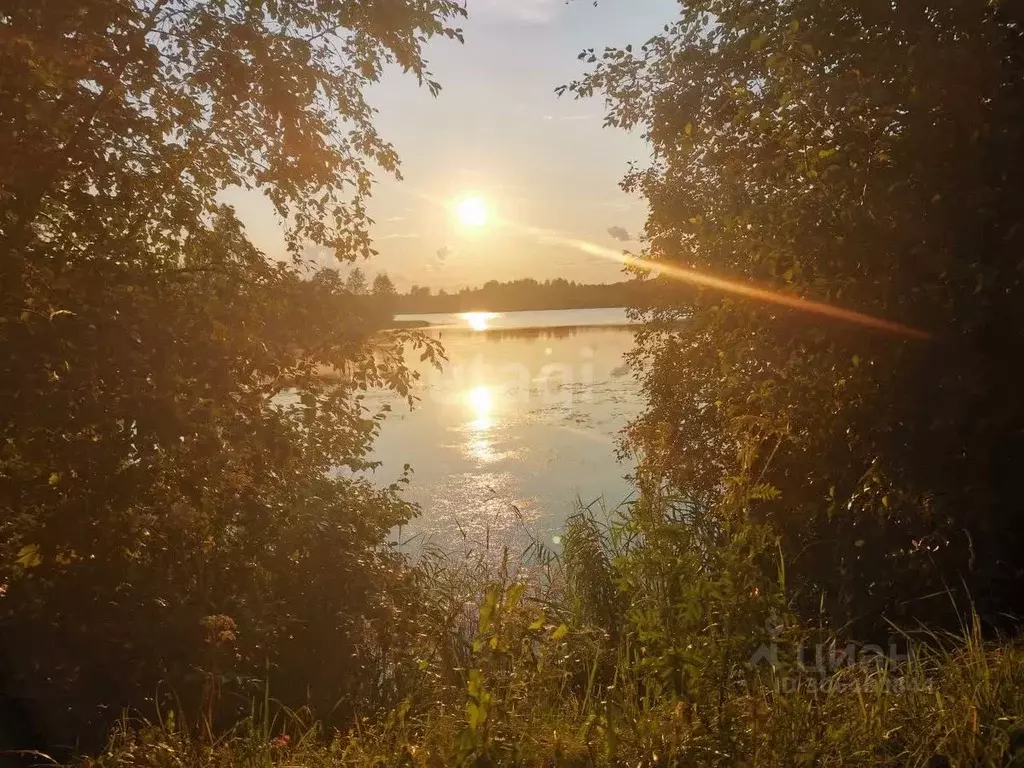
[73, 497, 1024, 767]
[565, 0, 1024, 635]
[369, 272, 397, 323]
[0, 0, 463, 753]
[8, 0, 1024, 762]
[346, 268, 369, 296]
[371, 273, 396, 298]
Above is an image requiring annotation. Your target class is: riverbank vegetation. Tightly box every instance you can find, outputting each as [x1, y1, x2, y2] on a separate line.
[3, 0, 1024, 765]
[78, 503, 1024, 767]
[0, 0, 455, 757]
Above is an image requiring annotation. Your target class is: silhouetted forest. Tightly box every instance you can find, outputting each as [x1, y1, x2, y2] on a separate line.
[395, 278, 644, 314]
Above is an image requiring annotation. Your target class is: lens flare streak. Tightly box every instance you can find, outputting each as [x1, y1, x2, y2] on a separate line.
[529, 229, 930, 340]
[413, 188, 929, 340]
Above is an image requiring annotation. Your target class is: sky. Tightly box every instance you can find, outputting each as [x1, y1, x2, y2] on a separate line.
[222, 0, 679, 291]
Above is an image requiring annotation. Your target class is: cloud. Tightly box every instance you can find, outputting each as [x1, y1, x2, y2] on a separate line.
[543, 114, 596, 122]
[602, 200, 639, 211]
[379, 232, 421, 240]
[473, 0, 563, 23]
[607, 226, 632, 242]
[436, 245, 451, 262]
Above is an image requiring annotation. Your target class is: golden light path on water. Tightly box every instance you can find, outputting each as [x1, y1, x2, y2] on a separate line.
[465, 385, 496, 463]
[466, 385, 493, 431]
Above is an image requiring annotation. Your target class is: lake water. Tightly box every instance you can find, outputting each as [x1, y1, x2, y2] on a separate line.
[368, 308, 643, 551]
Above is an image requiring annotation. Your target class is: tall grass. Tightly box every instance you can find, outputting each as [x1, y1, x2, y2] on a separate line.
[68, 501, 1024, 767]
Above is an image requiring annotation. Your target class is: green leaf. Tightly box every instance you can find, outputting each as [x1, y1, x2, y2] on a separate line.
[551, 624, 569, 641]
[478, 584, 499, 634]
[467, 668, 483, 697]
[750, 33, 768, 52]
[505, 581, 526, 611]
[466, 701, 485, 730]
[16, 544, 42, 569]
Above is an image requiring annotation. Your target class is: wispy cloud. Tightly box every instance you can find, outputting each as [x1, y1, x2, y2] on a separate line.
[542, 114, 596, 122]
[378, 232, 421, 241]
[602, 200, 639, 211]
[473, 0, 563, 24]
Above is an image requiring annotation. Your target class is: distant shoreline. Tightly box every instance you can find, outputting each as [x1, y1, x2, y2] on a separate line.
[381, 307, 638, 333]
[393, 303, 631, 317]
[385, 319, 432, 330]
[381, 319, 637, 333]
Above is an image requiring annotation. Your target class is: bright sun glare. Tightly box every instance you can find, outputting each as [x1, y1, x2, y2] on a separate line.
[466, 386, 493, 432]
[463, 311, 495, 332]
[455, 196, 489, 228]
[467, 386, 492, 415]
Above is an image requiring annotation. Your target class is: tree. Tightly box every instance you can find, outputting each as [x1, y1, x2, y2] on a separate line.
[346, 266, 368, 295]
[0, 0, 461, 751]
[372, 271, 397, 297]
[370, 272, 397, 324]
[569, 1, 1024, 635]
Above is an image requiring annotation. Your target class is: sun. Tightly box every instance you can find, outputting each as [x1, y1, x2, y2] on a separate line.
[455, 195, 489, 228]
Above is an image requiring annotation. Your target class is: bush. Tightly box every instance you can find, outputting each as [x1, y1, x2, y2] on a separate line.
[75, 497, 1024, 767]
[0, 0, 463, 753]
[566, 0, 1024, 636]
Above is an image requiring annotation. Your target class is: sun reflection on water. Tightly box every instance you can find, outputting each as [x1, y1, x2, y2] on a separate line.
[465, 385, 496, 462]
[467, 436, 495, 463]
[466, 385, 493, 431]
[461, 312, 498, 332]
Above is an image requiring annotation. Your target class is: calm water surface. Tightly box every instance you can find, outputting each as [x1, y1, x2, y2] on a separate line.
[367, 308, 643, 550]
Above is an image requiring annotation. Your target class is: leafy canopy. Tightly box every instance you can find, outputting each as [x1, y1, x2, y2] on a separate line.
[568, 0, 1024, 634]
[0, 0, 461, 751]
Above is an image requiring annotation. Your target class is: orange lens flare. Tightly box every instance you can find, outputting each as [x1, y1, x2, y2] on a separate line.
[413, 189, 929, 340]
[531, 230, 930, 341]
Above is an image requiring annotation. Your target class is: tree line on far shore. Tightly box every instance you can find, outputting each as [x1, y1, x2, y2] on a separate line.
[343, 272, 649, 314]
